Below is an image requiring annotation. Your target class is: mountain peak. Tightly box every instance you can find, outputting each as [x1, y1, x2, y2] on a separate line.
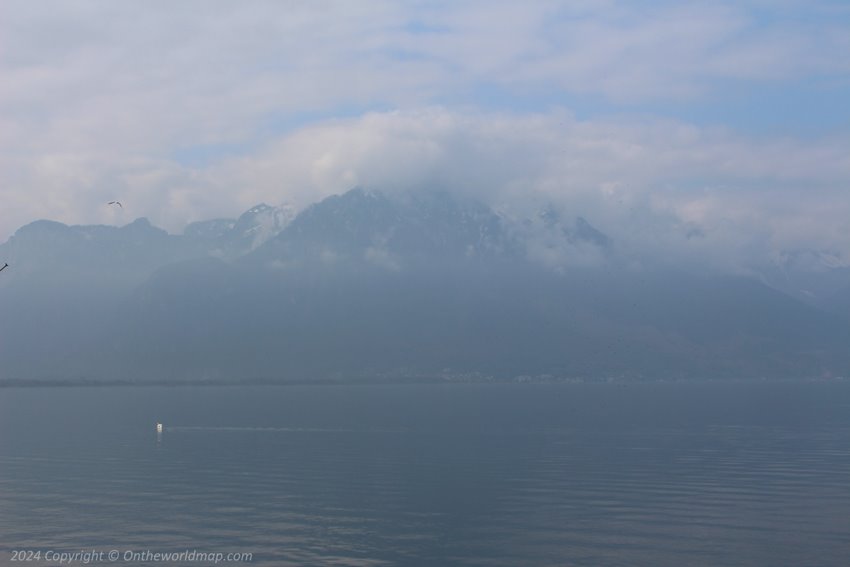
[569, 216, 611, 248]
[250, 187, 519, 267]
[538, 204, 561, 228]
[13, 219, 71, 238]
[238, 203, 274, 219]
[120, 217, 169, 237]
[234, 202, 295, 243]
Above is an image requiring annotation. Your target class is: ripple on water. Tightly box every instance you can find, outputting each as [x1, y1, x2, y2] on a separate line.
[1, 384, 850, 566]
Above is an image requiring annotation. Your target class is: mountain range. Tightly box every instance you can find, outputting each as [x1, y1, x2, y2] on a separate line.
[1, 187, 849, 384]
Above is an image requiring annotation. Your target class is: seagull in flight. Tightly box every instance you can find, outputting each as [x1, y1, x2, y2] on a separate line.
[108, 201, 123, 208]
[0, 263, 8, 272]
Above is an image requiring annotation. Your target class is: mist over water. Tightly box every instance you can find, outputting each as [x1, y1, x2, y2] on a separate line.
[2, 383, 849, 566]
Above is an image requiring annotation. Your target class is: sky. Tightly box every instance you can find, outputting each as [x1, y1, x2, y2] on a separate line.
[1, 0, 849, 269]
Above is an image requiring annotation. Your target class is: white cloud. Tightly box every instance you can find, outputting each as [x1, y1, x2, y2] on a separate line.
[198, 107, 850, 270]
[0, 0, 848, 273]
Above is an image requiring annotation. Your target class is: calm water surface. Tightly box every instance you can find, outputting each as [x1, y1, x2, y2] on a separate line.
[1, 382, 849, 566]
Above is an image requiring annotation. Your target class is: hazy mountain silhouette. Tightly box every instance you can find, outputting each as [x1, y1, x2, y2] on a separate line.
[1, 188, 848, 383]
[185, 203, 296, 260]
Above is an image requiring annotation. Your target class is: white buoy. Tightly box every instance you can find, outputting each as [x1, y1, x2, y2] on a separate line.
[156, 422, 163, 433]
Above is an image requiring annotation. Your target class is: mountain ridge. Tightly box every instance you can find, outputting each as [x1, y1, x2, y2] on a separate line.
[1, 188, 848, 383]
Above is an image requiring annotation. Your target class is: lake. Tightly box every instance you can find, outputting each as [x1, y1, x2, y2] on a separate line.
[1, 382, 849, 566]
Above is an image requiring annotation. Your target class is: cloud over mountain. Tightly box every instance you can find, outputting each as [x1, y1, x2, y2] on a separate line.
[1, 188, 849, 384]
[1, 1, 848, 269]
[204, 108, 850, 274]
[1, 3, 848, 383]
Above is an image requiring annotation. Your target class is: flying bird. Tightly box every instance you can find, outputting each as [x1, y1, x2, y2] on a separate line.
[0, 263, 8, 272]
[108, 201, 123, 208]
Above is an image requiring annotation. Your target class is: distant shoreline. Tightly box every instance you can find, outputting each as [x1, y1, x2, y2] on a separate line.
[1, 376, 846, 388]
